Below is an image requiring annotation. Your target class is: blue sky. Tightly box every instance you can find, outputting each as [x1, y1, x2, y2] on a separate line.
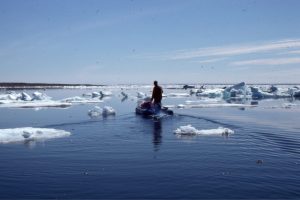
[1, 0, 300, 84]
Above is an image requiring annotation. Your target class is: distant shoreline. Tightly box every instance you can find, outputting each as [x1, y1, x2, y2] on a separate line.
[0, 82, 105, 90]
[0, 82, 299, 90]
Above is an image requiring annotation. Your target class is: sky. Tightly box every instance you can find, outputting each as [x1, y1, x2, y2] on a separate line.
[1, 0, 300, 84]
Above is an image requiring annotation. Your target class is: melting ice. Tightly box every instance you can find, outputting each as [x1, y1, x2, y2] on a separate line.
[0, 127, 71, 144]
[174, 124, 234, 136]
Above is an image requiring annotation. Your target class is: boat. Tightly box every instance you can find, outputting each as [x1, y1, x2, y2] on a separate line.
[135, 101, 173, 118]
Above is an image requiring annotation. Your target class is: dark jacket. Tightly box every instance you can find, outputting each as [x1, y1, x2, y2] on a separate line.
[151, 85, 163, 104]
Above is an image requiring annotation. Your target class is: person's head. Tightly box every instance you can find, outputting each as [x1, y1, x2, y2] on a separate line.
[154, 80, 158, 86]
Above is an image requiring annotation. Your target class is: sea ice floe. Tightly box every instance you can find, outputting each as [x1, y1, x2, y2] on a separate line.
[175, 103, 256, 109]
[185, 99, 221, 104]
[100, 91, 113, 97]
[92, 92, 101, 98]
[0, 101, 72, 108]
[0, 91, 70, 108]
[102, 106, 116, 116]
[0, 91, 52, 101]
[174, 124, 234, 136]
[0, 127, 71, 144]
[88, 106, 116, 117]
[62, 96, 103, 103]
[196, 88, 224, 98]
[88, 106, 103, 117]
[222, 82, 251, 99]
[190, 82, 297, 100]
[177, 104, 186, 108]
[91, 91, 113, 98]
[21, 92, 32, 101]
[167, 93, 190, 97]
[288, 87, 300, 97]
[250, 86, 293, 99]
[32, 92, 51, 101]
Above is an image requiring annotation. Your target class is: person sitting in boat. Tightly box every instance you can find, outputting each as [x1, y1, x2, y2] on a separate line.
[151, 80, 163, 113]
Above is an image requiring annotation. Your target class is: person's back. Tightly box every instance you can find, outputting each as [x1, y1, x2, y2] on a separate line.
[151, 81, 163, 104]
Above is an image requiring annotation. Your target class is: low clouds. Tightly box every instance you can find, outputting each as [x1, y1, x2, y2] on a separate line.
[166, 39, 300, 60]
[231, 57, 300, 66]
[155, 39, 300, 67]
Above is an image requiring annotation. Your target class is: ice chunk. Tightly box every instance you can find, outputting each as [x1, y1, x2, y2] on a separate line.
[21, 92, 32, 101]
[88, 106, 116, 117]
[177, 104, 186, 108]
[92, 92, 101, 98]
[174, 124, 234, 136]
[62, 96, 103, 103]
[196, 88, 224, 98]
[268, 85, 278, 93]
[190, 88, 200, 94]
[0, 101, 72, 108]
[0, 127, 71, 144]
[32, 92, 51, 101]
[224, 82, 246, 92]
[250, 86, 291, 99]
[288, 87, 300, 97]
[168, 93, 190, 97]
[100, 91, 113, 97]
[222, 82, 251, 99]
[176, 103, 255, 108]
[0, 92, 21, 101]
[88, 106, 103, 117]
[102, 106, 116, 116]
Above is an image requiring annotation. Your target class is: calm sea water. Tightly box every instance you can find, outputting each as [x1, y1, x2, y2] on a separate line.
[0, 87, 300, 199]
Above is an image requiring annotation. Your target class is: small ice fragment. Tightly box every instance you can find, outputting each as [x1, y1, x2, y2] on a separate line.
[168, 93, 190, 97]
[32, 92, 51, 101]
[174, 124, 234, 136]
[177, 104, 186, 108]
[92, 92, 101, 98]
[21, 92, 32, 101]
[0, 127, 71, 144]
[102, 106, 116, 116]
[100, 91, 113, 97]
[88, 106, 103, 117]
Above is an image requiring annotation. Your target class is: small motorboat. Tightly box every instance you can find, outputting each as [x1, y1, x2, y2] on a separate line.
[135, 101, 173, 118]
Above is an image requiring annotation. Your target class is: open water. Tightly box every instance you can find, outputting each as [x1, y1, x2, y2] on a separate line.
[0, 86, 300, 199]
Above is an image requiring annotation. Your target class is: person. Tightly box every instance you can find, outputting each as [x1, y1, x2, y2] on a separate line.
[151, 81, 163, 113]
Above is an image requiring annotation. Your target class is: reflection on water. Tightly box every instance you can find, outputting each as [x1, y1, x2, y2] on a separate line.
[152, 120, 162, 151]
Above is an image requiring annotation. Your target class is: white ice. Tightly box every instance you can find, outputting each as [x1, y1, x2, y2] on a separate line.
[196, 88, 224, 98]
[100, 91, 113, 97]
[62, 96, 103, 103]
[32, 92, 51, 100]
[0, 101, 72, 108]
[0, 91, 70, 108]
[88, 106, 116, 117]
[179, 103, 256, 108]
[0, 127, 71, 144]
[174, 124, 234, 136]
[88, 106, 103, 117]
[167, 93, 190, 97]
[103, 106, 116, 116]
